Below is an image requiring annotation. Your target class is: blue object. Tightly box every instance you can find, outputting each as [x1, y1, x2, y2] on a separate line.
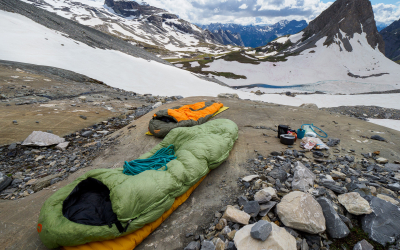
[123, 145, 176, 176]
[301, 124, 328, 138]
[297, 129, 306, 139]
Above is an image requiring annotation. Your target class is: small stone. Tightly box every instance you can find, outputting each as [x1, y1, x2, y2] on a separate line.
[338, 192, 373, 215]
[79, 115, 87, 120]
[8, 143, 17, 150]
[69, 167, 77, 173]
[258, 201, 277, 217]
[184, 241, 200, 250]
[237, 196, 248, 207]
[387, 183, 400, 192]
[32, 173, 62, 192]
[201, 240, 215, 250]
[81, 131, 93, 137]
[215, 218, 227, 230]
[242, 175, 259, 182]
[25, 179, 37, 185]
[370, 135, 385, 141]
[326, 138, 340, 147]
[243, 201, 260, 217]
[55, 142, 69, 151]
[234, 223, 296, 250]
[221, 226, 231, 236]
[250, 220, 272, 241]
[13, 120, 18, 125]
[254, 189, 272, 203]
[225, 241, 236, 250]
[376, 157, 388, 164]
[222, 205, 250, 225]
[353, 239, 373, 250]
[277, 191, 326, 234]
[227, 230, 237, 240]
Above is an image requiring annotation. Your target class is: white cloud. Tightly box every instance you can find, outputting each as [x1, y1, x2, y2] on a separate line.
[373, 2, 400, 25]
[141, 0, 334, 25]
[239, 3, 248, 9]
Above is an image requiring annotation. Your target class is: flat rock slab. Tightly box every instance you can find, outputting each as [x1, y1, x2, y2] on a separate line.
[22, 131, 65, 146]
[362, 196, 400, 246]
[317, 197, 349, 239]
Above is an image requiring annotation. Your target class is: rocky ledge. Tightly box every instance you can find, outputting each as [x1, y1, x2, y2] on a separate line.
[183, 138, 400, 250]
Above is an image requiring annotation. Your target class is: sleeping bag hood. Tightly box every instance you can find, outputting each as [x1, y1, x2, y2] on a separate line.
[37, 119, 238, 248]
[149, 101, 224, 138]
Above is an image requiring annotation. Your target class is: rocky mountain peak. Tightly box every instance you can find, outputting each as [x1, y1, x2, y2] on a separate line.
[105, 0, 164, 17]
[380, 18, 400, 62]
[299, 0, 384, 53]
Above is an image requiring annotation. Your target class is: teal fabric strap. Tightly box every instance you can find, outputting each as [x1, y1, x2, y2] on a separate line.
[123, 145, 176, 176]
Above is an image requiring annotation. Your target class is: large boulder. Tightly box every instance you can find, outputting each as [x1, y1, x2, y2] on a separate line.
[22, 131, 65, 146]
[277, 191, 326, 234]
[361, 196, 400, 246]
[317, 197, 350, 239]
[291, 161, 316, 192]
[338, 192, 372, 215]
[234, 222, 296, 250]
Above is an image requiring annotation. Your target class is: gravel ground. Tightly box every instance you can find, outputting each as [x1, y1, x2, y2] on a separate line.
[321, 106, 400, 120]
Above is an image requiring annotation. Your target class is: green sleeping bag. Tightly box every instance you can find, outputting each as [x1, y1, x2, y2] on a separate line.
[38, 119, 238, 248]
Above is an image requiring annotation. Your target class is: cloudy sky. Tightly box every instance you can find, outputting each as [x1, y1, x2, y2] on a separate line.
[135, 0, 400, 26]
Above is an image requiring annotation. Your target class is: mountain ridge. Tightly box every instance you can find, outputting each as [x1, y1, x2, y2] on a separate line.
[199, 20, 307, 48]
[380, 18, 400, 62]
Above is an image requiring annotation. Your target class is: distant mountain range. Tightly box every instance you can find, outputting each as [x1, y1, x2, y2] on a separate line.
[380, 19, 400, 62]
[376, 24, 388, 32]
[199, 20, 308, 48]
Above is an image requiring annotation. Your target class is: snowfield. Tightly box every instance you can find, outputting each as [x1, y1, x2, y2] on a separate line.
[204, 32, 400, 93]
[1, 10, 400, 131]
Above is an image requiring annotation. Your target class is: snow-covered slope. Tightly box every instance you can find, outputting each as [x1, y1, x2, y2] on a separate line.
[21, 0, 237, 56]
[0, 10, 231, 97]
[193, 0, 400, 94]
[2, 8, 400, 120]
[203, 31, 400, 93]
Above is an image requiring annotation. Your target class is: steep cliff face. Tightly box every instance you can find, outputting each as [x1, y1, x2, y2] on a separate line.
[104, 0, 241, 46]
[210, 30, 244, 47]
[291, 0, 384, 54]
[380, 19, 400, 62]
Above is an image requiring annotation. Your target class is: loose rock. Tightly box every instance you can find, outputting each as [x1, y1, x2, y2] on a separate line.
[277, 191, 326, 234]
[291, 161, 316, 192]
[222, 205, 250, 225]
[317, 197, 350, 239]
[234, 223, 296, 250]
[353, 239, 373, 250]
[361, 196, 400, 246]
[250, 220, 272, 241]
[338, 192, 373, 215]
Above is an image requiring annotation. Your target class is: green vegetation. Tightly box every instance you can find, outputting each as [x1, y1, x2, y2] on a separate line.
[174, 60, 247, 79]
[221, 51, 260, 65]
[395, 60, 400, 64]
[329, 227, 389, 250]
